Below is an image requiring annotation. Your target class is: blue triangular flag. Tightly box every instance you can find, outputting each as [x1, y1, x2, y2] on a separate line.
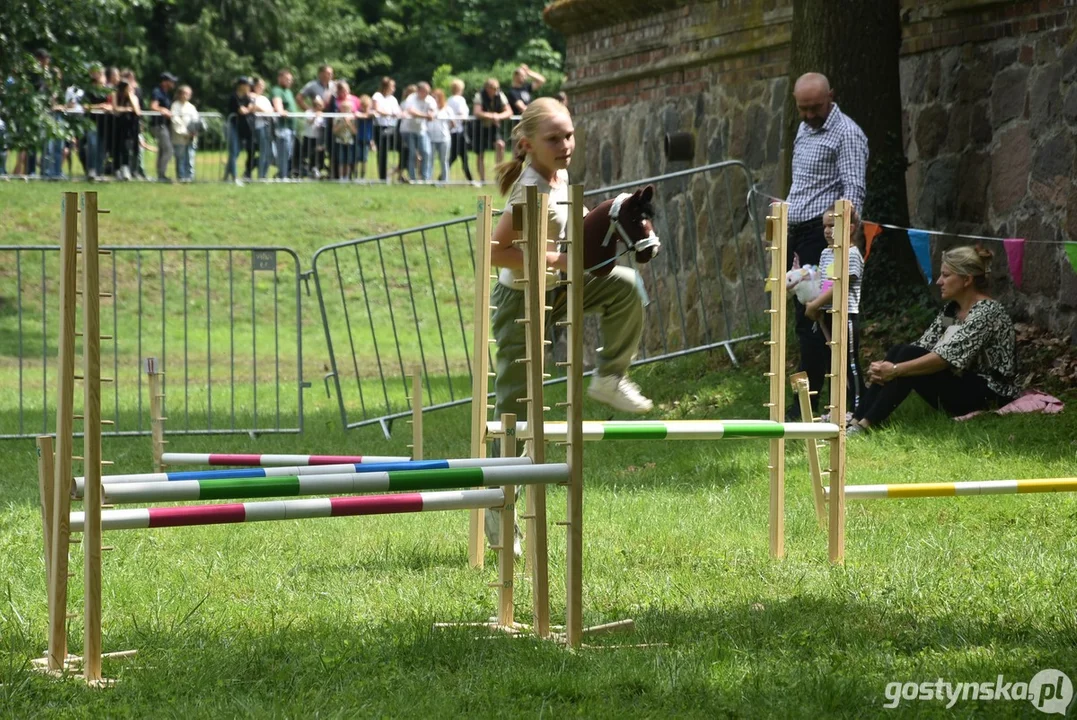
[908, 229, 932, 284]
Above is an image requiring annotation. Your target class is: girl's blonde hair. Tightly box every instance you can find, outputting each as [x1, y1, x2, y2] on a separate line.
[942, 245, 993, 290]
[495, 97, 571, 196]
[450, 78, 464, 95]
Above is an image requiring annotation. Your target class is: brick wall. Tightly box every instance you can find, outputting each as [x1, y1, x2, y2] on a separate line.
[546, 0, 1077, 342]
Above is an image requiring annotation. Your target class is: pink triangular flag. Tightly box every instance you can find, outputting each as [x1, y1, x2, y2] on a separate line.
[1004, 238, 1025, 289]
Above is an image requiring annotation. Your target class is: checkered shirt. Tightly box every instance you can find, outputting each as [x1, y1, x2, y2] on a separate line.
[786, 103, 868, 224]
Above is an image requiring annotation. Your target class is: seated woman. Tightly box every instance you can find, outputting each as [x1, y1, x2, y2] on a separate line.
[848, 246, 1020, 434]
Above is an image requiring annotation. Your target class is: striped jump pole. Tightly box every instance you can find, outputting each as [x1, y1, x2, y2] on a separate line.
[80, 464, 569, 505]
[74, 457, 532, 491]
[70, 489, 506, 532]
[826, 478, 1077, 501]
[161, 453, 412, 467]
[485, 420, 840, 442]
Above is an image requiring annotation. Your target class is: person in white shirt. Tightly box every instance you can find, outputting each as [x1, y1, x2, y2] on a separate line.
[300, 94, 326, 178]
[400, 81, 437, 183]
[371, 76, 400, 181]
[169, 85, 200, 182]
[428, 89, 452, 183]
[250, 77, 276, 179]
[446, 79, 474, 184]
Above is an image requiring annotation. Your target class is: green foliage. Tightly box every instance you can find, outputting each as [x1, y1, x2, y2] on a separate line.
[0, 0, 138, 147]
[1, 0, 565, 137]
[430, 64, 455, 94]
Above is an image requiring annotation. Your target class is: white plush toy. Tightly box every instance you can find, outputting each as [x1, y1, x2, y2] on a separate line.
[785, 264, 825, 305]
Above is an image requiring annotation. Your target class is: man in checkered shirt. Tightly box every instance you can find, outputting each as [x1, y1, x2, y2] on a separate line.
[786, 72, 868, 417]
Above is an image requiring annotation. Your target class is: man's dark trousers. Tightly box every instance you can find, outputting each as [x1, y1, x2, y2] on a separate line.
[786, 217, 829, 413]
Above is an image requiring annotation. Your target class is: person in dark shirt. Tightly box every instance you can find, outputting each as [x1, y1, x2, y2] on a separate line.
[149, 72, 177, 181]
[505, 64, 546, 115]
[472, 78, 512, 183]
[225, 77, 254, 183]
[113, 71, 142, 180]
[81, 66, 113, 180]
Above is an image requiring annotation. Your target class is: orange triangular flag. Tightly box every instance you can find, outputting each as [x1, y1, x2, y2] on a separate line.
[862, 221, 882, 260]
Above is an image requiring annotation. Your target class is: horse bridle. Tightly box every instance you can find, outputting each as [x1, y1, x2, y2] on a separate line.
[600, 193, 661, 255]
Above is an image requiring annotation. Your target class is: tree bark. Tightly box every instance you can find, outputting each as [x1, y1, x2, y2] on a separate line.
[785, 0, 930, 310]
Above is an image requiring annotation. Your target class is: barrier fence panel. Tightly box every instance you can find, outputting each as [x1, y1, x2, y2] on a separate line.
[221, 114, 520, 185]
[3, 110, 518, 185]
[0, 245, 305, 439]
[312, 160, 769, 434]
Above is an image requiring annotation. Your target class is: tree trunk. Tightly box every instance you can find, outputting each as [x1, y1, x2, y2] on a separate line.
[785, 0, 931, 311]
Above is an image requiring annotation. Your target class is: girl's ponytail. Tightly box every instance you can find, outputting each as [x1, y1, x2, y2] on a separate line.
[495, 142, 526, 196]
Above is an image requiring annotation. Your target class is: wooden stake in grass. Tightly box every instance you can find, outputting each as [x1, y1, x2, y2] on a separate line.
[81, 191, 104, 684]
[827, 200, 851, 564]
[468, 196, 494, 569]
[497, 413, 516, 629]
[790, 371, 827, 529]
[766, 202, 788, 559]
[408, 369, 423, 461]
[563, 184, 585, 648]
[520, 185, 550, 638]
[146, 357, 166, 473]
[47, 192, 79, 672]
[37, 435, 56, 628]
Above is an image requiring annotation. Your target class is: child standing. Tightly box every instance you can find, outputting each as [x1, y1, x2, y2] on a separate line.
[804, 204, 866, 417]
[355, 95, 375, 180]
[332, 100, 357, 180]
[301, 95, 326, 178]
[169, 85, 200, 182]
[428, 89, 452, 183]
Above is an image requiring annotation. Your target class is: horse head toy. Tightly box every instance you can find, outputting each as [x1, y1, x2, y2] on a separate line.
[582, 185, 661, 276]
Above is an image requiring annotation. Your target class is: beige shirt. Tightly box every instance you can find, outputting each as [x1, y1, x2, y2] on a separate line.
[498, 165, 569, 287]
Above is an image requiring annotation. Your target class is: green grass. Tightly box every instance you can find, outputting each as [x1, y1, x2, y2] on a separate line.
[1, 182, 1075, 716]
[0, 181, 491, 436]
[2, 352, 1077, 717]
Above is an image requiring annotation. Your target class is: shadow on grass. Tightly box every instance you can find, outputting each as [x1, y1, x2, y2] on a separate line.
[4, 593, 1076, 716]
[849, 393, 1077, 469]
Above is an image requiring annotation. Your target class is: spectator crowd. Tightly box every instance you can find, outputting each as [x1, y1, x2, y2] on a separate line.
[2, 50, 560, 185]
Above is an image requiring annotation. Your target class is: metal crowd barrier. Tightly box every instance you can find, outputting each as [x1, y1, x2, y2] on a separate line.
[0, 245, 306, 439]
[2, 107, 520, 185]
[1, 110, 226, 182]
[220, 112, 520, 184]
[311, 160, 770, 435]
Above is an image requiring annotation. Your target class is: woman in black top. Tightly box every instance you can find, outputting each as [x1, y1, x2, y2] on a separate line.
[225, 77, 254, 182]
[848, 246, 1020, 434]
[113, 77, 141, 180]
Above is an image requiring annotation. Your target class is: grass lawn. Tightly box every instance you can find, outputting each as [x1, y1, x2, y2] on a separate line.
[0, 181, 488, 437]
[1, 350, 1076, 717]
[1, 182, 1076, 717]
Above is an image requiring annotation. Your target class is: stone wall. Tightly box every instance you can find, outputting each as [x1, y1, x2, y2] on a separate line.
[546, 0, 1077, 344]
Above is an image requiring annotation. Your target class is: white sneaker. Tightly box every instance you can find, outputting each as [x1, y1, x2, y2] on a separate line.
[587, 374, 653, 413]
